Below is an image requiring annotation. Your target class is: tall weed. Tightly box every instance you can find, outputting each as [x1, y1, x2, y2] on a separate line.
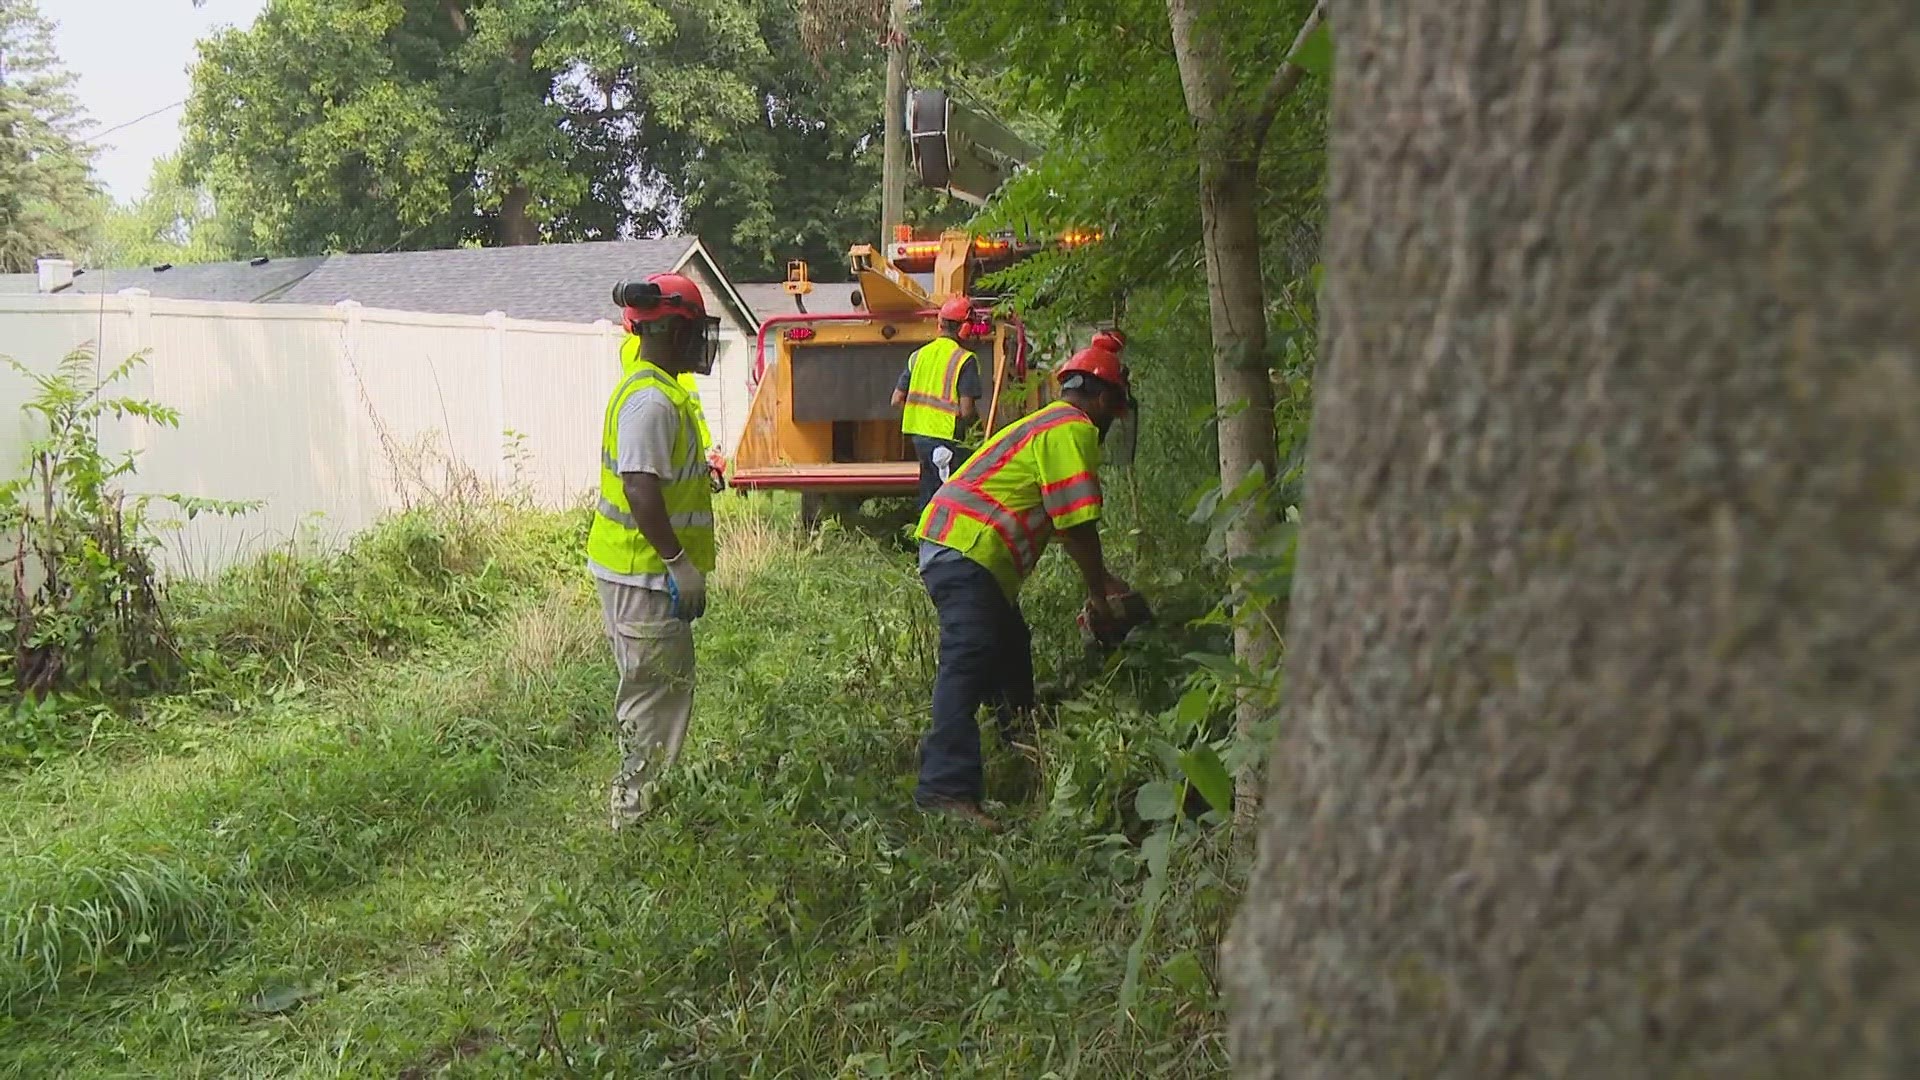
[0, 346, 252, 762]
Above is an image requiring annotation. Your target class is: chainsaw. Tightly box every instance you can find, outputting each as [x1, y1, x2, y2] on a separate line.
[1077, 590, 1154, 649]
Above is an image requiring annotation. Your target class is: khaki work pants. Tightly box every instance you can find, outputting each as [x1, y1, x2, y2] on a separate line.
[596, 578, 695, 828]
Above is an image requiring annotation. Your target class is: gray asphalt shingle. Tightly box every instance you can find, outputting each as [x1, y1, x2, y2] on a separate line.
[57, 257, 329, 303]
[276, 238, 697, 324]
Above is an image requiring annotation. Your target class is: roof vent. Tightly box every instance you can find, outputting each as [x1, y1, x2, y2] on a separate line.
[153, 263, 174, 272]
[250, 256, 270, 266]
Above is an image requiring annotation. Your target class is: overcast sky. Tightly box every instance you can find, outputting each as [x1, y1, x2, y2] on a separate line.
[51, 0, 268, 202]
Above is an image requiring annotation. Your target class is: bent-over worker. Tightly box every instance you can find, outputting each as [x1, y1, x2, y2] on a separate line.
[588, 272, 722, 829]
[892, 295, 984, 515]
[910, 341, 1136, 827]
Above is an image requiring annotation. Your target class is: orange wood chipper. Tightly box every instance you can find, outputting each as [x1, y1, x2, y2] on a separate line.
[727, 226, 1101, 521]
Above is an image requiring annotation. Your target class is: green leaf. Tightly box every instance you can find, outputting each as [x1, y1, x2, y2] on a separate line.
[1173, 687, 1211, 729]
[1148, 739, 1185, 778]
[1134, 781, 1179, 822]
[244, 982, 313, 1016]
[1162, 950, 1211, 998]
[1119, 826, 1179, 1007]
[1289, 20, 1334, 79]
[1184, 651, 1243, 683]
[1186, 482, 1224, 525]
[1177, 743, 1234, 816]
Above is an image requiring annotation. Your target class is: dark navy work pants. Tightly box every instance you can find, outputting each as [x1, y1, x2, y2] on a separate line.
[916, 554, 1035, 806]
[912, 436, 962, 519]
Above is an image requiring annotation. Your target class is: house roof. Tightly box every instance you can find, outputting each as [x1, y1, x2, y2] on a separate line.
[275, 237, 723, 326]
[28, 237, 756, 329]
[56, 257, 328, 303]
[0, 274, 39, 295]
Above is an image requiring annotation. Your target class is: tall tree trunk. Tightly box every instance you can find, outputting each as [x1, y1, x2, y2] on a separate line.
[1228, 2, 1919, 1077]
[498, 183, 538, 246]
[1166, 0, 1284, 827]
[881, 0, 909, 238]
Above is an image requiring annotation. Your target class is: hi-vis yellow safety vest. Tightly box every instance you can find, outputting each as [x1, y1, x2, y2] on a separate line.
[901, 337, 974, 440]
[677, 373, 713, 451]
[624, 336, 715, 452]
[916, 401, 1104, 598]
[586, 354, 716, 577]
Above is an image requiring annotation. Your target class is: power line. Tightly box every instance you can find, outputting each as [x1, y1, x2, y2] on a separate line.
[82, 100, 187, 145]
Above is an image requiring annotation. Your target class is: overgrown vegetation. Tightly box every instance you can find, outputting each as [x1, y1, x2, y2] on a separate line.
[0, 347, 252, 763]
[1, 487, 1249, 1074]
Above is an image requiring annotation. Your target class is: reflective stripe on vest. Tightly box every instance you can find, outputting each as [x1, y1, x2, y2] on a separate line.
[901, 337, 972, 440]
[585, 358, 717, 576]
[678, 372, 713, 450]
[917, 402, 1097, 590]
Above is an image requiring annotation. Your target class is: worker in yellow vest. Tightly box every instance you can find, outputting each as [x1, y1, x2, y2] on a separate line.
[589, 272, 722, 829]
[891, 295, 984, 515]
[910, 340, 1136, 827]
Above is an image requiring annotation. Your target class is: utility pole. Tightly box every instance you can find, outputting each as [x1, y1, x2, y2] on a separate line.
[881, 0, 909, 238]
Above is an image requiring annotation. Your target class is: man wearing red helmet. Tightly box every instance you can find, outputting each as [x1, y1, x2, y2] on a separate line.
[587, 271, 723, 828]
[891, 295, 985, 515]
[908, 336, 1136, 827]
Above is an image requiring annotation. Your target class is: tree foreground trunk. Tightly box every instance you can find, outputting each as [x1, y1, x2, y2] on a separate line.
[1228, 2, 1918, 1076]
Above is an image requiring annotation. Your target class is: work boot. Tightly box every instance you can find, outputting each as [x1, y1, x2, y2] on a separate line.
[609, 770, 660, 831]
[915, 795, 1002, 831]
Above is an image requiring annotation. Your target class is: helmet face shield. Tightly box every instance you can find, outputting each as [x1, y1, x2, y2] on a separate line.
[1103, 410, 1138, 468]
[685, 316, 722, 376]
[640, 314, 722, 375]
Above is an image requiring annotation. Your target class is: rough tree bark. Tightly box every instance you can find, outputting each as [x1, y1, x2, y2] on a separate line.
[1165, 0, 1324, 826]
[1226, 2, 1919, 1076]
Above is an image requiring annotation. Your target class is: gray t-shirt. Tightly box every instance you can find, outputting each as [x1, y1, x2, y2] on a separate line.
[589, 386, 684, 591]
[918, 539, 969, 573]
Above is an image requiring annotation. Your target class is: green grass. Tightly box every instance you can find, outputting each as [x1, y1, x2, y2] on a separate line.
[0, 493, 1239, 1078]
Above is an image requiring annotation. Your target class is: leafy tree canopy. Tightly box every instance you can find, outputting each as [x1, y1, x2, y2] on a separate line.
[918, 0, 1325, 332]
[182, 0, 927, 279]
[93, 154, 242, 268]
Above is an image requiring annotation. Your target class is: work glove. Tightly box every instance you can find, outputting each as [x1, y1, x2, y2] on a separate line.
[1079, 584, 1152, 649]
[664, 549, 707, 621]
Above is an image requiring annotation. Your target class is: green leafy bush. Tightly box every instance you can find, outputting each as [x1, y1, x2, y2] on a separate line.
[0, 346, 250, 761]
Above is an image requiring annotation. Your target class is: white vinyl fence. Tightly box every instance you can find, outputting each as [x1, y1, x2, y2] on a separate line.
[0, 292, 747, 577]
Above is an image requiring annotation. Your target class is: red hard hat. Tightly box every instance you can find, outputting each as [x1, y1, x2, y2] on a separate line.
[1091, 327, 1126, 353]
[938, 296, 972, 322]
[1055, 344, 1128, 388]
[620, 272, 707, 327]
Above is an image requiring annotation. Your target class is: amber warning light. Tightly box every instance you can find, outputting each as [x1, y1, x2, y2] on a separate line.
[887, 230, 1104, 272]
